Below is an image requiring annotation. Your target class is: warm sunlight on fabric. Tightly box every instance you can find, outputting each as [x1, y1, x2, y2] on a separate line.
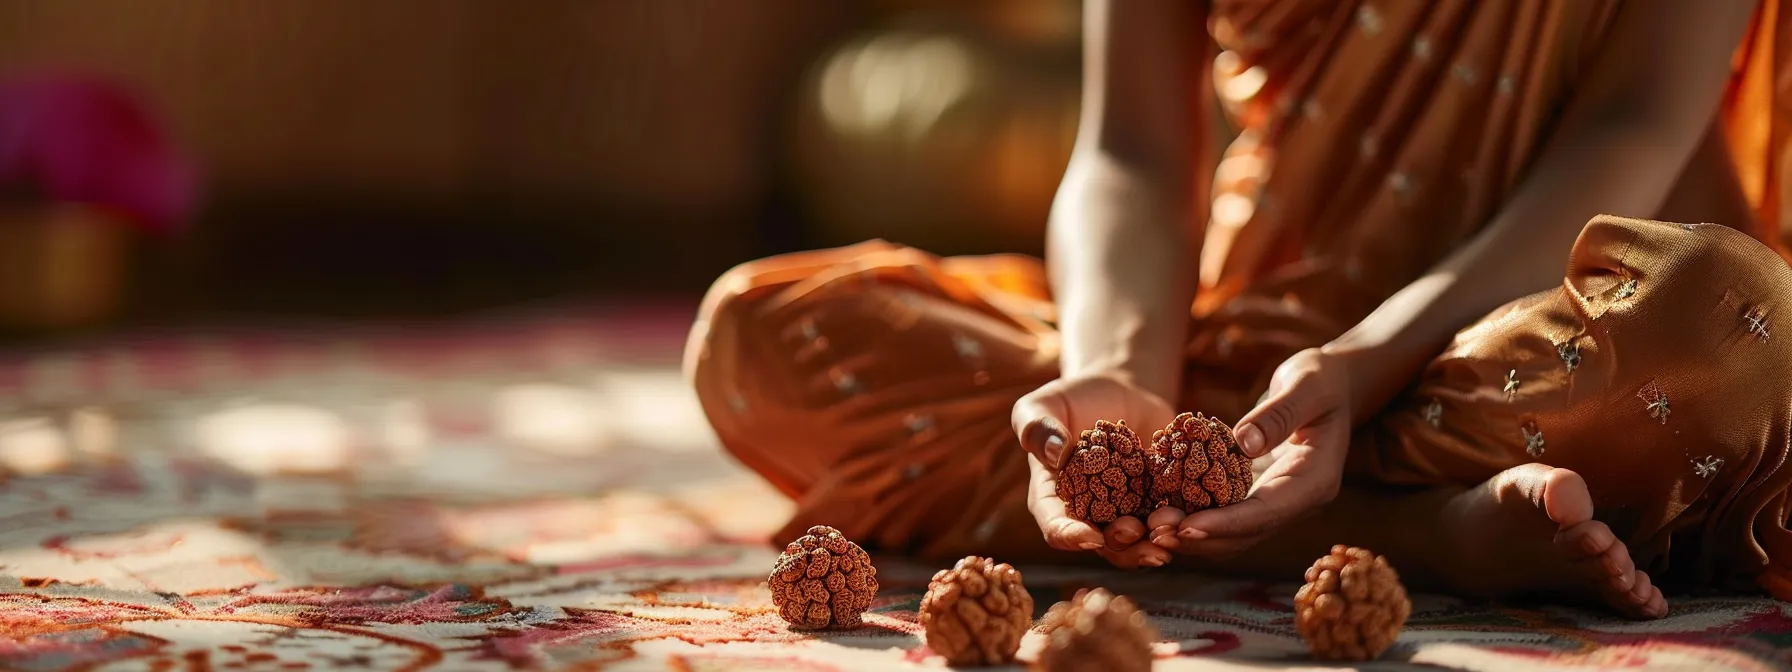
[195, 404, 351, 474]
[0, 417, 71, 475]
[491, 384, 611, 456]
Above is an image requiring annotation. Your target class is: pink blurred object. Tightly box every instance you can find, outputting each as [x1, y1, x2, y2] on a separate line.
[0, 74, 197, 234]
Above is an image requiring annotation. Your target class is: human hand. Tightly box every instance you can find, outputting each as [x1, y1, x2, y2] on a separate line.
[1167, 348, 1351, 558]
[1012, 373, 1176, 569]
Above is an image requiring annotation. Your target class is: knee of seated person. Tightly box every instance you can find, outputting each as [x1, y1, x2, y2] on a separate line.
[1589, 217, 1792, 299]
[684, 260, 774, 386]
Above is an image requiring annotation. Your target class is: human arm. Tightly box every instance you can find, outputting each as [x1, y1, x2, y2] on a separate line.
[1011, 0, 1212, 567]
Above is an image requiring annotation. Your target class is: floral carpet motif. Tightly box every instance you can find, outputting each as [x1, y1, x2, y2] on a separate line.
[0, 307, 1787, 671]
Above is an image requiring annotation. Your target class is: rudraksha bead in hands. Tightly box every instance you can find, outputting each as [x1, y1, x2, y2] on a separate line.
[1294, 545, 1410, 661]
[768, 525, 878, 629]
[1147, 412, 1254, 512]
[919, 556, 1034, 666]
[1060, 420, 1149, 524]
[1034, 588, 1156, 672]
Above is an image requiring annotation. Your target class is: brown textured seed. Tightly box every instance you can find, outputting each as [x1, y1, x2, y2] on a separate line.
[919, 556, 1034, 666]
[1061, 420, 1150, 524]
[1294, 545, 1410, 661]
[1034, 588, 1156, 672]
[768, 525, 878, 629]
[1148, 412, 1254, 512]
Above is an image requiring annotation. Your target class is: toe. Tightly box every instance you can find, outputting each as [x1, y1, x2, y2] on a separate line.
[1554, 520, 1617, 561]
[1642, 587, 1668, 619]
[1601, 540, 1637, 586]
[1627, 570, 1654, 606]
[1602, 569, 1669, 620]
[1539, 468, 1594, 527]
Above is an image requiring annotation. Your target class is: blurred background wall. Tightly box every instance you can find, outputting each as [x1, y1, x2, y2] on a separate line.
[0, 0, 1082, 331]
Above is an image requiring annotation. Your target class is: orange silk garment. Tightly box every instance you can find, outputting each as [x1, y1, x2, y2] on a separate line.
[685, 2, 1792, 597]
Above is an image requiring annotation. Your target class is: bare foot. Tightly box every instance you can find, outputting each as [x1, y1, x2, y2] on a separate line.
[1444, 464, 1667, 619]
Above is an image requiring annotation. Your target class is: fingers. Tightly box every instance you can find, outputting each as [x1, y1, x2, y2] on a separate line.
[1094, 528, 1173, 568]
[1234, 350, 1333, 458]
[1098, 542, 1171, 569]
[1104, 516, 1147, 550]
[1179, 496, 1280, 541]
[1147, 507, 1185, 547]
[1173, 453, 1335, 556]
[1013, 391, 1074, 469]
[1025, 454, 1104, 551]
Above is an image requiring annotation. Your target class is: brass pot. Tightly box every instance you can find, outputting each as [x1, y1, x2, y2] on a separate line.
[0, 205, 130, 330]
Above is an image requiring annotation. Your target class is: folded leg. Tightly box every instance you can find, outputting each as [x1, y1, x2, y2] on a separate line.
[1352, 215, 1792, 597]
[686, 240, 1076, 560]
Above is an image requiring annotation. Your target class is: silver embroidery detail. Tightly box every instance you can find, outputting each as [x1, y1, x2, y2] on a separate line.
[1503, 369, 1520, 401]
[1645, 392, 1670, 424]
[974, 517, 1001, 542]
[904, 413, 935, 435]
[1497, 75, 1517, 96]
[1615, 278, 1638, 300]
[952, 333, 984, 359]
[800, 320, 820, 341]
[1388, 171, 1416, 195]
[1557, 341, 1581, 373]
[1355, 5, 1384, 36]
[1746, 308, 1771, 342]
[1360, 134, 1380, 159]
[830, 369, 863, 395]
[1693, 455, 1724, 479]
[1451, 62, 1478, 85]
[1412, 37, 1433, 60]
[1423, 398, 1443, 428]
[1522, 423, 1545, 458]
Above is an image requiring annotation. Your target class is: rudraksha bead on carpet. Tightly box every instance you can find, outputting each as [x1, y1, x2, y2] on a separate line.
[1295, 545, 1410, 661]
[768, 525, 878, 629]
[919, 556, 1034, 666]
[1034, 588, 1156, 672]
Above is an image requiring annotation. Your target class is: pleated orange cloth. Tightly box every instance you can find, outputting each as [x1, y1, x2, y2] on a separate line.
[685, 1, 1792, 597]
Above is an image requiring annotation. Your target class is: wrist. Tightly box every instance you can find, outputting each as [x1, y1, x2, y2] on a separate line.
[1314, 341, 1385, 424]
[1060, 350, 1180, 401]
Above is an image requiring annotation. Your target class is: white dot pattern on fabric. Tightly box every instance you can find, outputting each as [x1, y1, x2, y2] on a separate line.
[830, 369, 862, 395]
[1355, 5, 1384, 36]
[1412, 37, 1433, 60]
[1451, 62, 1478, 85]
[952, 334, 984, 360]
[904, 413, 934, 435]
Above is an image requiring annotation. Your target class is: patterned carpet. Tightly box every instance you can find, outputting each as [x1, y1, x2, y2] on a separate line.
[0, 307, 1788, 671]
